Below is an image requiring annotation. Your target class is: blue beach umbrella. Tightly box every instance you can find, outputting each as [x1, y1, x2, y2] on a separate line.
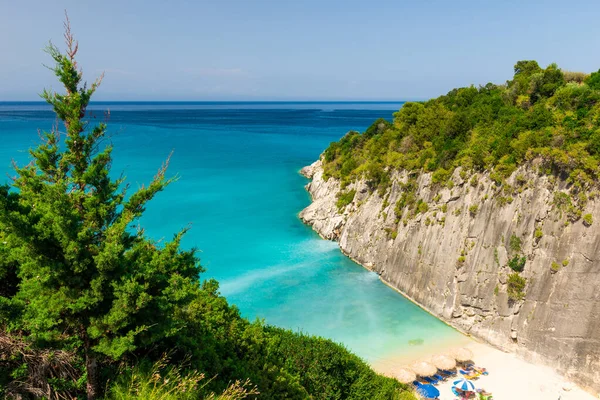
[453, 378, 476, 391]
[417, 384, 440, 399]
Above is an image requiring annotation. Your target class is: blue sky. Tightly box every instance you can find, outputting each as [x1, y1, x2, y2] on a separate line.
[1, 0, 600, 101]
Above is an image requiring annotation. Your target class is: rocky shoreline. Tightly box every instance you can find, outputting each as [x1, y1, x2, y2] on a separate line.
[299, 159, 600, 396]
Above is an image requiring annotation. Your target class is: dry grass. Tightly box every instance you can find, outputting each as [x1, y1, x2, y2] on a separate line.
[562, 70, 589, 84]
[0, 333, 79, 400]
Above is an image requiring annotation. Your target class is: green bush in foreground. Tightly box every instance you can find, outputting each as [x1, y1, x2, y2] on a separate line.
[0, 18, 414, 400]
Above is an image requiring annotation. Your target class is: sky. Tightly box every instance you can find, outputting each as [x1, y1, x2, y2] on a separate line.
[1, 0, 600, 101]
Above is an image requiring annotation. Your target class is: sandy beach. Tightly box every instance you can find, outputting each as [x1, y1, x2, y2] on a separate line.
[373, 339, 598, 400]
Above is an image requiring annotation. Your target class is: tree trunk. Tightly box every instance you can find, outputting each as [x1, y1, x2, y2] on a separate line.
[86, 350, 98, 400]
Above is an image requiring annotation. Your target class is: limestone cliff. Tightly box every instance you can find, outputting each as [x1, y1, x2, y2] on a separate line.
[300, 159, 600, 395]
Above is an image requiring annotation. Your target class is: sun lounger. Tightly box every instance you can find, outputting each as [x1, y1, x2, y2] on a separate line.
[440, 369, 457, 376]
[422, 376, 439, 385]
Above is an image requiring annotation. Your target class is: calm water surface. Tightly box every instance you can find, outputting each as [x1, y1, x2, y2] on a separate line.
[0, 102, 465, 366]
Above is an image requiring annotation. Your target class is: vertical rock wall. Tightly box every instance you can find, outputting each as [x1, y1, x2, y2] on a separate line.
[300, 160, 600, 395]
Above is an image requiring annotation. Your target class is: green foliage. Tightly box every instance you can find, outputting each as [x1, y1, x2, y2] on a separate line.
[264, 327, 409, 400]
[336, 189, 356, 212]
[583, 213, 593, 226]
[586, 69, 600, 90]
[507, 273, 527, 301]
[1, 23, 202, 397]
[534, 227, 543, 239]
[562, 259, 569, 267]
[468, 204, 478, 216]
[0, 22, 416, 400]
[551, 261, 561, 272]
[509, 234, 522, 252]
[320, 61, 600, 198]
[508, 255, 526, 272]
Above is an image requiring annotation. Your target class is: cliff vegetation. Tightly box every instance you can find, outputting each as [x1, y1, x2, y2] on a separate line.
[323, 60, 600, 220]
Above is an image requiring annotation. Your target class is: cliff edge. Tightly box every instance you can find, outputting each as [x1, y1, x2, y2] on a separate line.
[300, 159, 600, 395]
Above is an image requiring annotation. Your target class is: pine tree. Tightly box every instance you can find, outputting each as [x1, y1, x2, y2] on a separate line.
[0, 16, 202, 399]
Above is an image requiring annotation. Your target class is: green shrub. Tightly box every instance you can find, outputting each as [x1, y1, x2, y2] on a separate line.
[417, 200, 429, 214]
[336, 189, 356, 212]
[441, 204, 448, 213]
[457, 256, 466, 264]
[264, 327, 411, 400]
[562, 259, 569, 267]
[508, 255, 526, 272]
[534, 227, 543, 239]
[551, 261, 561, 272]
[509, 234, 522, 252]
[469, 204, 479, 216]
[583, 213, 593, 226]
[432, 168, 451, 184]
[507, 273, 527, 301]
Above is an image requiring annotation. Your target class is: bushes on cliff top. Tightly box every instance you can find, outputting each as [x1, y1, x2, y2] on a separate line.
[321, 60, 600, 205]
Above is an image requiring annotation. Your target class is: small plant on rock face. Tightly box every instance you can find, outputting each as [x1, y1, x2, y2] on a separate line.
[469, 204, 478, 216]
[336, 189, 356, 212]
[507, 273, 527, 301]
[470, 175, 478, 187]
[562, 259, 569, 267]
[508, 255, 526, 272]
[583, 213, 593, 226]
[551, 261, 560, 272]
[509, 234, 522, 252]
[534, 227, 543, 240]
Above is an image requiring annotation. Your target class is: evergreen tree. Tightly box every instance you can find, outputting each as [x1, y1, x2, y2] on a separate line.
[0, 17, 202, 399]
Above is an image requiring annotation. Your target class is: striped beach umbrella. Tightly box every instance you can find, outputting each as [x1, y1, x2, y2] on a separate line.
[453, 378, 476, 392]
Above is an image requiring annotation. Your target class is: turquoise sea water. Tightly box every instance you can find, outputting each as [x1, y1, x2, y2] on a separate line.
[0, 102, 466, 367]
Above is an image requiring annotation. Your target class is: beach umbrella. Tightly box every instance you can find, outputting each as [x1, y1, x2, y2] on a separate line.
[410, 361, 437, 377]
[416, 384, 440, 399]
[395, 368, 416, 384]
[430, 354, 456, 370]
[453, 378, 476, 392]
[451, 347, 473, 362]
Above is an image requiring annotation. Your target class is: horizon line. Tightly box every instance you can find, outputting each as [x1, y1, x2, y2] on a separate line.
[0, 100, 414, 103]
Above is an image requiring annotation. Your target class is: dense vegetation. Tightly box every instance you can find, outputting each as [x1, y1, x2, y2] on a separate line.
[322, 61, 600, 205]
[0, 22, 414, 400]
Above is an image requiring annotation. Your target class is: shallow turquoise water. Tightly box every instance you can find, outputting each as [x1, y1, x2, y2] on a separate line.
[0, 102, 465, 365]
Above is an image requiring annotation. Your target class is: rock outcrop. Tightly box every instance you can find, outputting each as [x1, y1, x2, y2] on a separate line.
[300, 159, 600, 395]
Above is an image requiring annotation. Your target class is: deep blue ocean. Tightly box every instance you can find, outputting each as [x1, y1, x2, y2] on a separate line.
[0, 102, 466, 368]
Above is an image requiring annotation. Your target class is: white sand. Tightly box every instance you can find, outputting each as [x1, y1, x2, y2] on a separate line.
[374, 340, 598, 400]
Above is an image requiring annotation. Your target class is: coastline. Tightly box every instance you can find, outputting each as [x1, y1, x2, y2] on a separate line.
[323, 233, 598, 399]
[377, 341, 597, 400]
[298, 163, 600, 398]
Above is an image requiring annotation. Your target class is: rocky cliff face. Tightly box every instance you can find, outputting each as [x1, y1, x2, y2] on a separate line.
[300, 160, 600, 395]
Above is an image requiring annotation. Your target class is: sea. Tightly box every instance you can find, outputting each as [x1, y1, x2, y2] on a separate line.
[0, 101, 467, 368]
